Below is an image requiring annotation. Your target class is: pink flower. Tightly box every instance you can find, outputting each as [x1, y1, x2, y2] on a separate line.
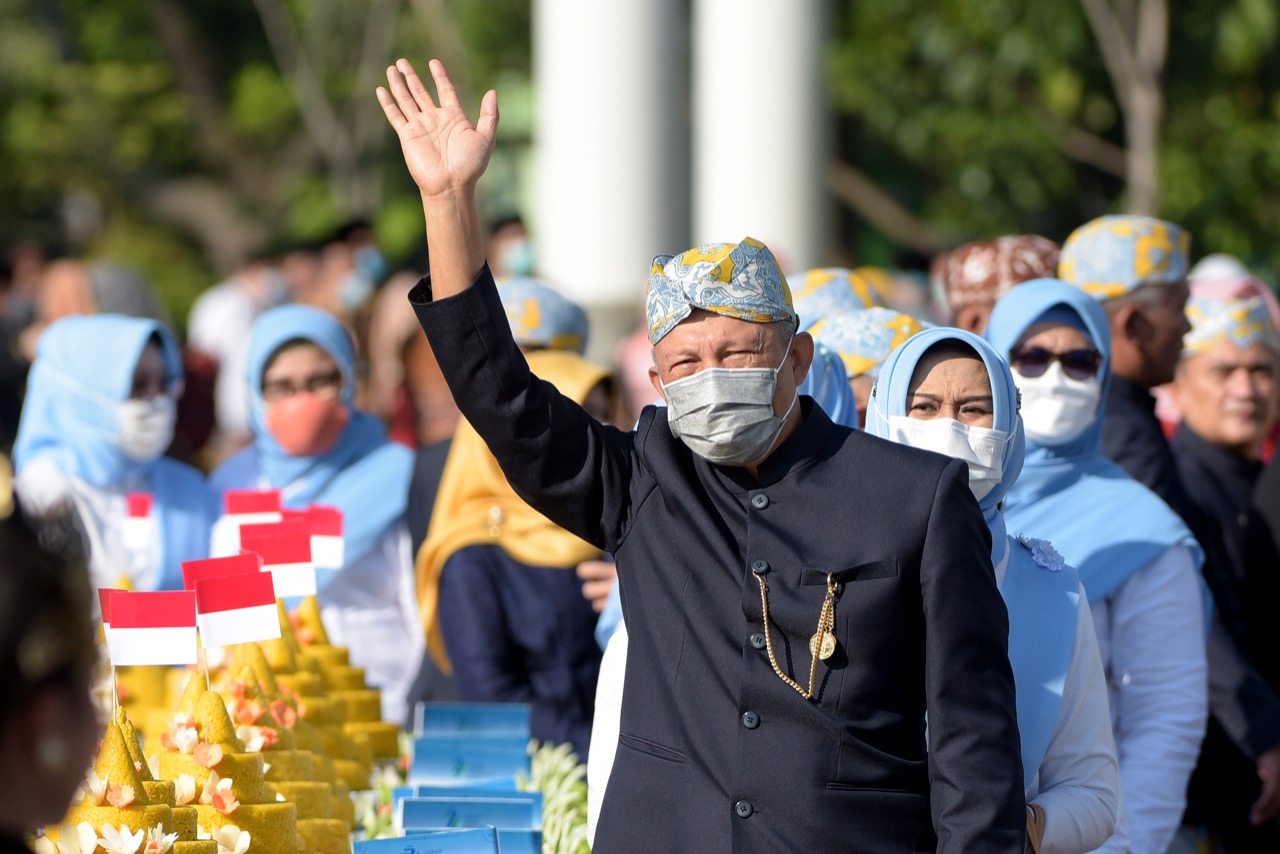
[193, 742, 223, 769]
[143, 825, 177, 854]
[199, 770, 220, 805]
[268, 700, 296, 729]
[209, 777, 239, 816]
[106, 784, 135, 808]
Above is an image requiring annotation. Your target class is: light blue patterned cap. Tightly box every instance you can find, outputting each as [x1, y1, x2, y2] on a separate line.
[645, 237, 796, 345]
[496, 276, 589, 354]
[1058, 215, 1190, 301]
[1183, 294, 1280, 356]
[791, 268, 891, 332]
[810, 308, 929, 379]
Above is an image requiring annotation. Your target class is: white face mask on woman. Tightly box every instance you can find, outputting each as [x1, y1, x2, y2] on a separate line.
[115, 395, 176, 462]
[1015, 362, 1102, 446]
[886, 415, 1008, 501]
[662, 333, 797, 466]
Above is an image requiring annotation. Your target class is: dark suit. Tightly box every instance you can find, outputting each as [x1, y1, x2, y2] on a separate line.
[410, 268, 1025, 852]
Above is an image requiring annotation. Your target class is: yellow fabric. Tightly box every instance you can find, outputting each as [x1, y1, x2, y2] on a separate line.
[417, 349, 612, 672]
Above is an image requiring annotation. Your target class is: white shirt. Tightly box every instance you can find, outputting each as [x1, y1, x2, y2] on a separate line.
[587, 620, 627, 848]
[1088, 544, 1208, 854]
[993, 550, 1119, 854]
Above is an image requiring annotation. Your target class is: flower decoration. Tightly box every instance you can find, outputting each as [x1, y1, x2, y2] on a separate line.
[193, 742, 223, 769]
[234, 725, 279, 753]
[161, 725, 199, 755]
[97, 824, 145, 854]
[209, 776, 240, 816]
[106, 784, 135, 808]
[230, 698, 264, 727]
[199, 770, 220, 805]
[212, 826, 250, 854]
[174, 775, 197, 806]
[33, 837, 57, 854]
[146, 755, 160, 779]
[82, 771, 108, 806]
[143, 825, 178, 854]
[268, 699, 297, 729]
[54, 822, 99, 854]
[1018, 534, 1066, 572]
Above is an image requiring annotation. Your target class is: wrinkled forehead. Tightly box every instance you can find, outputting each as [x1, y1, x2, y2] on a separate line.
[653, 309, 781, 357]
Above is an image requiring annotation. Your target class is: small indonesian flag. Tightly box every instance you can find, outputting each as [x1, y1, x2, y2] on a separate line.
[240, 523, 316, 597]
[181, 553, 262, 590]
[103, 590, 198, 666]
[194, 572, 281, 648]
[123, 493, 154, 551]
[98, 587, 118, 637]
[283, 506, 345, 570]
[210, 490, 284, 557]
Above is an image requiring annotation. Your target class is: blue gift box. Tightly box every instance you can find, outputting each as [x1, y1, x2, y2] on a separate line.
[352, 827, 500, 854]
[413, 702, 532, 738]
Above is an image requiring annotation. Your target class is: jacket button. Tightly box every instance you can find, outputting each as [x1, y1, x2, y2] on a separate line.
[735, 800, 754, 818]
[741, 711, 760, 729]
[751, 493, 769, 509]
[750, 632, 766, 649]
[750, 559, 770, 575]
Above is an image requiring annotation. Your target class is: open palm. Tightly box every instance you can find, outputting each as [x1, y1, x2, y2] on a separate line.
[377, 59, 499, 199]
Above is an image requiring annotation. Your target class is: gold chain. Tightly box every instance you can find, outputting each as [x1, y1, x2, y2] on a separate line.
[754, 572, 838, 701]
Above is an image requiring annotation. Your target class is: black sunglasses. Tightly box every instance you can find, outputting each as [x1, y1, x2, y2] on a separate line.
[1009, 346, 1102, 381]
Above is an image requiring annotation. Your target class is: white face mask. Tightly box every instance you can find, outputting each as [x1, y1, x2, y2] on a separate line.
[116, 395, 176, 462]
[662, 333, 798, 466]
[887, 415, 1008, 501]
[1015, 361, 1102, 446]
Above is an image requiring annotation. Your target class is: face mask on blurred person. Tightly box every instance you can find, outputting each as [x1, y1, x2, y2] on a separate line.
[1016, 362, 1102, 445]
[115, 395, 176, 462]
[886, 415, 1007, 501]
[500, 239, 536, 277]
[266, 393, 350, 457]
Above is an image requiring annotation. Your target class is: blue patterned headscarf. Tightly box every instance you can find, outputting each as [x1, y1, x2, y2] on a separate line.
[799, 342, 859, 429]
[810, 308, 927, 379]
[1058, 215, 1190, 301]
[496, 276, 589, 354]
[645, 237, 796, 345]
[985, 279, 1202, 601]
[791, 267, 890, 332]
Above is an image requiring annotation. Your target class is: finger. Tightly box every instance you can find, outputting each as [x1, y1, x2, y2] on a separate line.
[476, 89, 500, 141]
[428, 58, 461, 109]
[399, 58, 441, 113]
[375, 86, 407, 129]
[386, 62, 424, 117]
[1250, 779, 1280, 825]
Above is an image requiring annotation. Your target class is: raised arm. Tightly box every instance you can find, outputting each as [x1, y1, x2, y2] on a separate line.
[377, 58, 498, 298]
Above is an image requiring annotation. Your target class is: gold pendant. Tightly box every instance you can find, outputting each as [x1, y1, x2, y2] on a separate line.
[809, 630, 836, 660]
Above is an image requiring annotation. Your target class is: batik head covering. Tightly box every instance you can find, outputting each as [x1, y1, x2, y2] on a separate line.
[1058, 215, 1190, 301]
[939, 235, 1060, 310]
[1187, 272, 1280, 337]
[791, 267, 890, 331]
[229, 305, 413, 574]
[985, 279, 1202, 602]
[1183, 294, 1280, 357]
[645, 237, 796, 345]
[496, 276, 589, 354]
[809, 308, 927, 379]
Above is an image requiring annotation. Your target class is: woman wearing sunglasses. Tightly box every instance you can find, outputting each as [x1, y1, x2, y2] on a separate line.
[865, 326, 1118, 854]
[987, 279, 1208, 854]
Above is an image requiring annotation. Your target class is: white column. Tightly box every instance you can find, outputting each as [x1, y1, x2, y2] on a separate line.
[532, 0, 688, 315]
[691, 0, 828, 272]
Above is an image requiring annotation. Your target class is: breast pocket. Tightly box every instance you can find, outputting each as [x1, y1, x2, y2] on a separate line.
[800, 558, 898, 587]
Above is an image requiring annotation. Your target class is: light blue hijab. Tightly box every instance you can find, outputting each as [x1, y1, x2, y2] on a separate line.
[985, 279, 1203, 601]
[14, 314, 214, 588]
[211, 305, 413, 584]
[798, 341, 859, 429]
[864, 325, 1079, 788]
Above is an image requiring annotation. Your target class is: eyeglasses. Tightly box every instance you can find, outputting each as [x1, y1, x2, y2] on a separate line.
[261, 370, 343, 402]
[1009, 346, 1102, 381]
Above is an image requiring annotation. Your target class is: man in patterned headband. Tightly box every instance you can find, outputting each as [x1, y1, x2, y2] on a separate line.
[1172, 294, 1280, 851]
[938, 235, 1060, 334]
[380, 58, 1025, 852]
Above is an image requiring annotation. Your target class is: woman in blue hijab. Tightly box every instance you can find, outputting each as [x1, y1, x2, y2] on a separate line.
[210, 305, 420, 726]
[865, 326, 1118, 853]
[986, 279, 1208, 854]
[13, 315, 213, 592]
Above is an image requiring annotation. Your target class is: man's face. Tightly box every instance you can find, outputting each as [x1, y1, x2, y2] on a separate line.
[648, 309, 812, 418]
[1172, 341, 1278, 459]
[1143, 281, 1192, 386]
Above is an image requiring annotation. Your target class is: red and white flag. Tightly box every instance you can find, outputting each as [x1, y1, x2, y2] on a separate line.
[284, 506, 345, 570]
[210, 489, 284, 557]
[103, 590, 198, 666]
[181, 553, 262, 590]
[194, 572, 280, 648]
[98, 587, 118, 637]
[240, 523, 316, 597]
[123, 493, 154, 551]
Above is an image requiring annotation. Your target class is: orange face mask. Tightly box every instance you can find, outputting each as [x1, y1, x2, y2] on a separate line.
[265, 393, 350, 457]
